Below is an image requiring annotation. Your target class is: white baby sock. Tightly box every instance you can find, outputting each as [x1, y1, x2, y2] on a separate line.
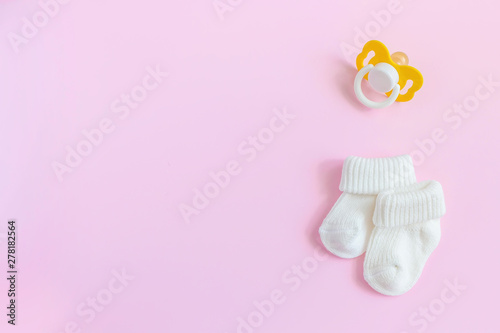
[319, 155, 416, 258]
[363, 180, 446, 296]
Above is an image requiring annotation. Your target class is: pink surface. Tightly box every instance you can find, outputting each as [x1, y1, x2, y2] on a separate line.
[1, 0, 499, 332]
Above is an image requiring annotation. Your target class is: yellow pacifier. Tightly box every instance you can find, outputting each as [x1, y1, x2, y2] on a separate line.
[354, 40, 423, 109]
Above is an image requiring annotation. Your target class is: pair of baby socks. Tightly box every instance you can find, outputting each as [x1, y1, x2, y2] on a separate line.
[319, 155, 446, 296]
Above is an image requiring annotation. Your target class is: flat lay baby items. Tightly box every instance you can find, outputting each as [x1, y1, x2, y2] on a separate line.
[319, 156, 446, 296]
[354, 40, 423, 109]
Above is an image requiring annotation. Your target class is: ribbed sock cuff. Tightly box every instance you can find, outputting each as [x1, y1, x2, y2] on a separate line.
[339, 155, 416, 195]
[373, 180, 446, 227]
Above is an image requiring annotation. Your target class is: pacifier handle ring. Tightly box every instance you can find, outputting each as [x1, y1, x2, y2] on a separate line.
[354, 64, 401, 109]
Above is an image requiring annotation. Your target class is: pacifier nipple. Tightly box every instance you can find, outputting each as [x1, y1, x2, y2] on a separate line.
[391, 52, 409, 66]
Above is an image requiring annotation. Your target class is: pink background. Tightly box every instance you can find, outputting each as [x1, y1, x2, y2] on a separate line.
[1, 0, 499, 332]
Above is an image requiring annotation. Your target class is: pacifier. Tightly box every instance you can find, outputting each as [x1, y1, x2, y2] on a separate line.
[354, 40, 423, 109]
